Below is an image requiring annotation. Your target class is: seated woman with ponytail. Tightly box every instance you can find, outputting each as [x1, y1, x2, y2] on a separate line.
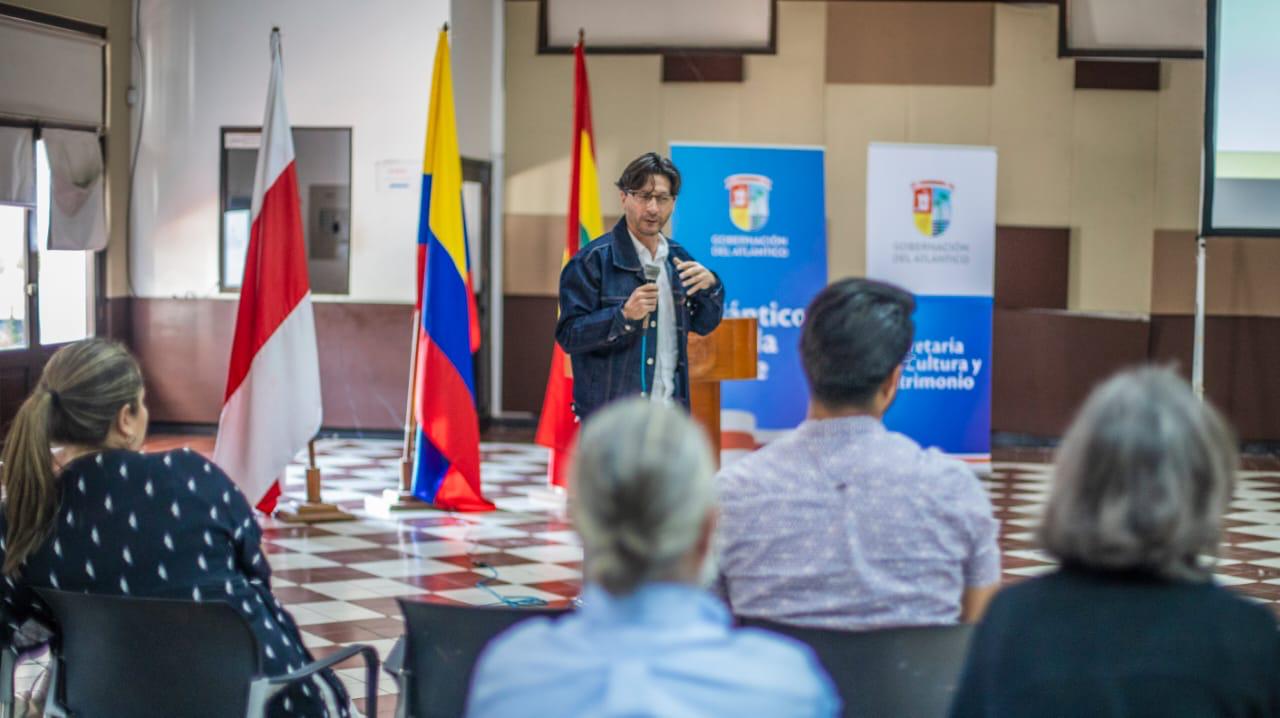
[0, 339, 350, 717]
[466, 398, 839, 717]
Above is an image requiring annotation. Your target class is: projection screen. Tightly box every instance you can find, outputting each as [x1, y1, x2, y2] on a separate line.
[1203, 0, 1280, 236]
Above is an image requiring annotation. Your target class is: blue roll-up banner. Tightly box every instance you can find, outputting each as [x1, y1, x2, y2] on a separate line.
[866, 143, 996, 465]
[670, 143, 828, 454]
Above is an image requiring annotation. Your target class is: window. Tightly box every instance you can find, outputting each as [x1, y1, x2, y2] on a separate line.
[220, 127, 352, 294]
[0, 204, 26, 349]
[35, 141, 92, 344]
[0, 139, 94, 351]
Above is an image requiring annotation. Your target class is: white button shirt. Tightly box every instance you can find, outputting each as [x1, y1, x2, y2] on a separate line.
[630, 231, 678, 401]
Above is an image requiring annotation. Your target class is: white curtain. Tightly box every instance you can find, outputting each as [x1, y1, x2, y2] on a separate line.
[42, 128, 105, 251]
[0, 127, 35, 207]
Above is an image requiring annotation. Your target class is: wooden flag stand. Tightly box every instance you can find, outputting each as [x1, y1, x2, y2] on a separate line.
[275, 439, 355, 523]
[365, 309, 435, 514]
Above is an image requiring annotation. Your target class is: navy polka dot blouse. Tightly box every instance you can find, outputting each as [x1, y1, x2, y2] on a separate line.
[0, 448, 350, 717]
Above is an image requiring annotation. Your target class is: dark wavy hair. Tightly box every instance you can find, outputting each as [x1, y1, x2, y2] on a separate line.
[800, 278, 915, 409]
[615, 152, 681, 196]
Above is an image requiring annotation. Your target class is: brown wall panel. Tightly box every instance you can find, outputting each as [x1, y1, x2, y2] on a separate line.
[995, 226, 1069, 310]
[1074, 60, 1161, 91]
[130, 299, 413, 431]
[1149, 315, 1280, 442]
[102, 296, 133, 345]
[1151, 231, 1280, 317]
[503, 295, 560, 414]
[992, 308, 1150, 437]
[825, 2, 994, 86]
[131, 299, 236, 425]
[312, 303, 414, 430]
[663, 53, 745, 82]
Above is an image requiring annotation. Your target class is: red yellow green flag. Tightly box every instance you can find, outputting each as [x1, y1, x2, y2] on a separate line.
[535, 38, 602, 487]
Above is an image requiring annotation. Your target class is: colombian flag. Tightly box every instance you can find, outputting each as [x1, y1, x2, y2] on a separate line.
[411, 28, 492, 510]
[535, 37, 603, 488]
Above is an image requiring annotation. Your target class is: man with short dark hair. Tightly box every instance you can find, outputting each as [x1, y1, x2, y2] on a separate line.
[714, 278, 1001, 629]
[556, 152, 725, 419]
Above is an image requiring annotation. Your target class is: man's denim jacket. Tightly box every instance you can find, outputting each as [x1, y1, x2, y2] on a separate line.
[555, 219, 725, 419]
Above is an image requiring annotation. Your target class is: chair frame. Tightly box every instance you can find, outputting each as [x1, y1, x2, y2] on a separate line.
[34, 588, 379, 718]
[388, 600, 569, 718]
[0, 647, 14, 718]
[739, 615, 974, 718]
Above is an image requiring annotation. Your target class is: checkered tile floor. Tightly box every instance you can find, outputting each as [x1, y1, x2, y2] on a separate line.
[16, 439, 1280, 717]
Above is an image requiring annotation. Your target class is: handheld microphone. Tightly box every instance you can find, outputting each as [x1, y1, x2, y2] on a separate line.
[639, 264, 661, 395]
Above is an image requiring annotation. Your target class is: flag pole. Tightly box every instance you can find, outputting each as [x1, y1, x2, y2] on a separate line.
[380, 309, 433, 509]
[400, 309, 421, 490]
[275, 439, 357, 523]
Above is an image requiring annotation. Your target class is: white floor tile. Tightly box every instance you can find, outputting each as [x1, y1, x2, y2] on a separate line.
[506, 545, 584, 563]
[485, 562, 581, 584]
[303, 578, 427, 601]
[1004, 549, 1056, 563]
[532, 530, 582, 546]
[1238, 539, 1280, 553]
[393, 540, 498, 558]
[349, 557, 466, 578]
[1230, 500, 1280, 512]
[267, 552, 340, 570]
[1004, 564, 1057, 577]
[269, 536, 381, 553]
[418, 524, 528, 541]
[1214, 574, 1257, 587]
[1225, 511, 1280, 525]
[299, 630, 335, 648]
[317, 520, 406, 536]
[432, 585, 565, 606]
[1223, 524, 1280, 539]
[288, 601, 384, 624]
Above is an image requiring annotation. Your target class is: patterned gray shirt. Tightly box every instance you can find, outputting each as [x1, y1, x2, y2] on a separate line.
[714, 415, 1001, 630]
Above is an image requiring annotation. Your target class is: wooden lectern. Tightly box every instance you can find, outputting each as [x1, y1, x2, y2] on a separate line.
[688, 317, 759, 461]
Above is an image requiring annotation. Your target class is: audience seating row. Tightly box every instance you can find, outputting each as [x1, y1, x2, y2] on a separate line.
[6, 590, 969, 718]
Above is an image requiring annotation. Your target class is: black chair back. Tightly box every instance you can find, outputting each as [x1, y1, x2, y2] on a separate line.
[36, 588, 261, 718]
[397, 599, 569, 718]
[739, 617, 973, 718]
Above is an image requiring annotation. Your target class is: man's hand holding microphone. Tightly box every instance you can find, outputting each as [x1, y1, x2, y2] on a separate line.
[622, 265, 661, 321]
[623, 260, 716, 322]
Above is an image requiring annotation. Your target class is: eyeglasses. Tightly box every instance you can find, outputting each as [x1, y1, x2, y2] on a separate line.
[626, 190, 674, 207]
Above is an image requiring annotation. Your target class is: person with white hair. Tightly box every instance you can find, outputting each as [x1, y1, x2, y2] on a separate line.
[467, 399, 839, 717]
[951, 366, 1280, 717]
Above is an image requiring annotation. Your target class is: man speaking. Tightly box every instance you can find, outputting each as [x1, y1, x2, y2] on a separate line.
[556, 152, 725, 419]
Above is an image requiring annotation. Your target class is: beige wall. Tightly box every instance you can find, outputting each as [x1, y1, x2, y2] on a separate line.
[503, 1, 1209, 315]
[9, 0, 132, 298]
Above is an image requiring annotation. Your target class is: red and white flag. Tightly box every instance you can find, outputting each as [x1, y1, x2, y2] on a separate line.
[213, 29, 321, 513]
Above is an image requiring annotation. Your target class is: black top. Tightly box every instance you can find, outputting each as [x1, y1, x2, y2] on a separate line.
[951, 565, 1280, 718]
[0, 448, 348, 717]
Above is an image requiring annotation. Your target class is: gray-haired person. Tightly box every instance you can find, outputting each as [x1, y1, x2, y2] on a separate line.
[467, 400, 839, 717]
[951, 367, 1280, 718]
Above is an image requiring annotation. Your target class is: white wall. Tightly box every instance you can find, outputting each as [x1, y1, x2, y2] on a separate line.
[132, 0, 450, 301]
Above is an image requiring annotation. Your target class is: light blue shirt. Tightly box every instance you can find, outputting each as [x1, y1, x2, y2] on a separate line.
[467, 583, 840, 718]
